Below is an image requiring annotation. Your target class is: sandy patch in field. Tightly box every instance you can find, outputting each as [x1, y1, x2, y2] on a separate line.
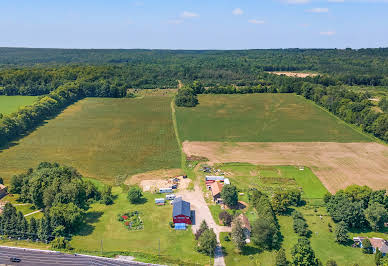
[268, 72, 318, 78]
[139, 176, 191, 192]
[125, 168, 183, 185]
[183, 141, 388, 193]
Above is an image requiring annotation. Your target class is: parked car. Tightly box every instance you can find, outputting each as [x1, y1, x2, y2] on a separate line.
[10, 257, 21, 263]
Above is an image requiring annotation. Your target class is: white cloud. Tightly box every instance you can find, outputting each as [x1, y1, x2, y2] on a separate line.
[232, 8, 244, 15]
[248, 19, 265, 24]
[180, 11, 199, 19]
[320, 31, 336, 35]
[307, 7, 329, 12]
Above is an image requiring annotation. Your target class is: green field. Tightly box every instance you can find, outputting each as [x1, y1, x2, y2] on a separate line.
[70, 187, 209, 265]
[176, 94, 371, 142]
[0, 96, 181, 184]
[0, 95, 39, 114]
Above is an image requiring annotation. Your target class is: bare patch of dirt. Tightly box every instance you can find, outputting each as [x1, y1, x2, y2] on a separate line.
[268, 71, 318, 78]
[183, 141, 388, 193]
[125, 168, 183, 185]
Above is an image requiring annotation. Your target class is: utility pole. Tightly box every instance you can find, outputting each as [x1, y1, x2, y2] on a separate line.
[158, 239, 160, 258]
[100, 239, 103, 256]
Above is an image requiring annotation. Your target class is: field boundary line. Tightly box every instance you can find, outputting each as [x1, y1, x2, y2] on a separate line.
[296, 95, 384, 144]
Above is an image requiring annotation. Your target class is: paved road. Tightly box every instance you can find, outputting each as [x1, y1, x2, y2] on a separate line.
[0, 246, 159, 266]
[177, 185, 229, 266]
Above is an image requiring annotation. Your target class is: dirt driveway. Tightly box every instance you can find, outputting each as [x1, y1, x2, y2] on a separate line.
[183, 141, 388, 193]
[177, 185, 230, 266]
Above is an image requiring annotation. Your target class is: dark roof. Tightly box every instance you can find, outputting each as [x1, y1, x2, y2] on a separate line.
[173, 198, 191, 217]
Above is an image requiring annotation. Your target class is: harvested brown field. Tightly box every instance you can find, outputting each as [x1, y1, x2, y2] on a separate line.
[268, 71, 318, 78]
[183, 141, 388, 193]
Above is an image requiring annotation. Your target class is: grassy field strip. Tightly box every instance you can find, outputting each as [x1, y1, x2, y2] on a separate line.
[0, 97, 181, 184]
[0, 96, 39, 114]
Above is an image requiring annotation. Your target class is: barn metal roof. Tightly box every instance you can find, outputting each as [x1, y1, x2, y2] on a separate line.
[173, 198, 191, 217]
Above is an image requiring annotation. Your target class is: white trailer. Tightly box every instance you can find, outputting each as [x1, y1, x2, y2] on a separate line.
[159, 188, 173, 193]
[166, 194, 176, 200]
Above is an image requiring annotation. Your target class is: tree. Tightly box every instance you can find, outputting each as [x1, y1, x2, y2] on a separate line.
[326, 259, 337, 266]
[175, 88, 198, 107]
[51, 237, 72, 250]
[362, 238, 373, 254]
[195, 220, 209, 240]
[375, 248, 383, 266]
[364, 202, 388, 231]
[48, 203, 84, 235]
[101, 185, 114, 205]
[291, 237, 320, 266]
[28, 217, 38, 239]
[275, 248, 288, 266]
[251, 218, 280, 250]
[197, 228, 217, 256]
[221, 185, 238, 207]
[231, 218, 245, 250]
[0, 176, 3, 184]
[127, 186, 144, 204]
[271, 191, 291, 213]
[334, 221, 349, 244]
[219, 211, 232, 226]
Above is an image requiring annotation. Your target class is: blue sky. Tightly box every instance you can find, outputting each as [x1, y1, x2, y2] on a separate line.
[1, 0, 387, 49]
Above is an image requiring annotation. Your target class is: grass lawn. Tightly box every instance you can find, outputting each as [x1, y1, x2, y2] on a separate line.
[70, 187, 209, 265]
[176, 94, 371, 142]
[215, 163, 328, 199]
[0, 95, 39, 114]
[0, 96, 181, 184]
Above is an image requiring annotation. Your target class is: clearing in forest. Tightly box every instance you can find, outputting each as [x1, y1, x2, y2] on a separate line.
[0, 95, 39, 114]
[183, 141, 388, 193]
[0, 96, 181, 184]
[176, 94, 371, 142]
[268, 71, 318, 78]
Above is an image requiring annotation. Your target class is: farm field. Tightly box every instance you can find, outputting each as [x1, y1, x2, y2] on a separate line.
[0, 96, 181, 184]
[176, 94, 371, 142]
[183, 141, 388, 192]
[0, 95, 39, 114]
[70, 187, 209, 265]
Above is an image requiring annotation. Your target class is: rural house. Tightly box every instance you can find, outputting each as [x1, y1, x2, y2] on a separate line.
[353, 237, 388, 255]
[172, 198, 192, 224]
[0, 184, 8, 199]
[210, 181, 223, 203]
[234, 214, 251, 242]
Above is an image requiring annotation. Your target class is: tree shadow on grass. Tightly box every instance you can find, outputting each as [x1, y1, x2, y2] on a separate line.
[241, 245, 262, 256]
[75, 211, 104, 237]
[132, 197, 148, 205]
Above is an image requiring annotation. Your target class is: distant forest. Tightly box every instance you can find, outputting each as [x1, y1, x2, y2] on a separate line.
[0, 47, 387, 143]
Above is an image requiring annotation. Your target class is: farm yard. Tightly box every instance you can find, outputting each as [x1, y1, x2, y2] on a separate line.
[183, 141, 388, 193]
[0, 96, 181, 184]
[176, 94, 372, 143]
[0, 95, 39, 114]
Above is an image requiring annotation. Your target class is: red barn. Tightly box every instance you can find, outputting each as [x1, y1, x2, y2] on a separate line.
[172, 198, 191, 224]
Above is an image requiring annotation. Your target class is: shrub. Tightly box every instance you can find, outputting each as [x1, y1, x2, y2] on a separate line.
[362, 239, 373, 254]
[127, 186, 144, 204]
[219, 211, 233, 226]
[51, 237, 72, 250]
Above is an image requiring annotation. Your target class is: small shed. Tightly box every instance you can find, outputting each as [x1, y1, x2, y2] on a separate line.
[206, 176, 225, 181]
[166, 194, 176, 200]
[159, 188, 173, 193]
[155, 198, 165, 205]
[224, 178, 230, 185]
[174, 223, 187, 230]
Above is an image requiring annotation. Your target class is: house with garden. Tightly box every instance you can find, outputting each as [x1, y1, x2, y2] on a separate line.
[210, 181, 223, 203]
[234, 214, 251, 242]
[353, 237, 388, 255]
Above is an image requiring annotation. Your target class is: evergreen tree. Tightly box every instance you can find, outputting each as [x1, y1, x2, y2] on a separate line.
[275, 248, 288, 266]
[375, 248, 383, 266]
[28, 217, 38, 239]
[231, 218, 246, 251]
[334, 221, 349, 244]
[291, 237, 320, 266]
[197, 228, 217, 256]
[362, 239, 373, 254]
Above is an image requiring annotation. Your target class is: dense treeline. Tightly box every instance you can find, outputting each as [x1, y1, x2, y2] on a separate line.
[324, 185, 388, 231]
[249, 189, 281, 250]
[0, 162, 113, 242]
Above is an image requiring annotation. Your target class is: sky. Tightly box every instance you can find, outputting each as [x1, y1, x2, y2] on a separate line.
[0, 0, 387, 49]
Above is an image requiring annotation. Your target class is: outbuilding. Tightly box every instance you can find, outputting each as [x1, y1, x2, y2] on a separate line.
[172, 198, 192, 224]
[155, 198, 165, 205]
[166, 194, 176, 200]
[159, 188, 173, 194]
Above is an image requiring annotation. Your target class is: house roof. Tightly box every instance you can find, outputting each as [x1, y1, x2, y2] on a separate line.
[173, 198, 191, 217]
[211, 182, 223, 197]
[369, 238, 388, 254]
[237, 214, 251, 231]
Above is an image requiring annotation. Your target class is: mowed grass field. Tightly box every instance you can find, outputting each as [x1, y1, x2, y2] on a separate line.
[0, 96, 181, 184]
[71, 187, 209, 265]
[0, 95, 39, 114]
[176, 94, 371, 142]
